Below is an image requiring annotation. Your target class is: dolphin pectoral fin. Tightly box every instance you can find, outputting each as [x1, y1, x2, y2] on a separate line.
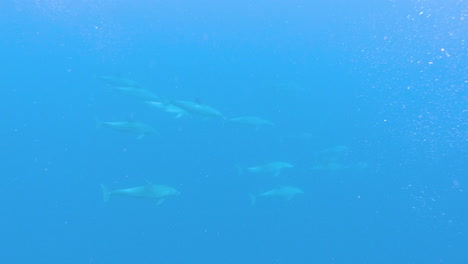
[156, 198, 166, 206]
[100, 184, 111, 203]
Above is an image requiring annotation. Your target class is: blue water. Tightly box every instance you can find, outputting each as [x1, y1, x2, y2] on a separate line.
[1, 0, 466, 263]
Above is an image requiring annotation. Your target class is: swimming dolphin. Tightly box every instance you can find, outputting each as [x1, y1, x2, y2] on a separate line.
[146, 101, 188, 118]
[242, 161, 294, 177]
[96, 119, 155, 139]
[98, 75, 140, 87]
[170, 100, 224, 119]
[249, 186, 304, 205]
[229, 116, 274, 129]
[112, 86, 159, 101]
[101, 183, 180, 205]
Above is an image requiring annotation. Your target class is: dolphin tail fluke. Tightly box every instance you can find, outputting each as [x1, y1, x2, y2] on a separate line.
[248, 193, 257, 206]
[101, 184, 111, 203]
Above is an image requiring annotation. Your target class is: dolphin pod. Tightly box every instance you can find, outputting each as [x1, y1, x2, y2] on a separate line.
[96, 75, 369, 206]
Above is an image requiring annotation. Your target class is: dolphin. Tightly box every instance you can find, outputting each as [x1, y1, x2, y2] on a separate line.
[249, 186, 304, 205]
[98, 75, 140, 87]
[229, 116, 274, 129]
[96, 119, 155, 139]
[170, 100, 224, 119]
[146, 101, 188, 118]
[112, 86, 159, 101]
[242, 161, 294, 177]
[101, 183, 180, 205]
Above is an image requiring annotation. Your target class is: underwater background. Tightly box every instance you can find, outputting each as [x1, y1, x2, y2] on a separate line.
[1, 0, 466, 263]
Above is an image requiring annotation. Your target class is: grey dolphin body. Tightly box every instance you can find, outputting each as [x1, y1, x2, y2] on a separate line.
[101, 183, 180, 205]
[98, 75, 140, 87]
[250, 186, 304, 205]
[170, 100, 224, 119]
[229, 116, 274, 128]
[244, 161, 294, 177]
[146, 101, 188, 118]
[97, 119, 155, 139]
[112, 87, 158, 101]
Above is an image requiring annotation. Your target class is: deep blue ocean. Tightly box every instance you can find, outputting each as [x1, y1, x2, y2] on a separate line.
[1, 0, 466, 263]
